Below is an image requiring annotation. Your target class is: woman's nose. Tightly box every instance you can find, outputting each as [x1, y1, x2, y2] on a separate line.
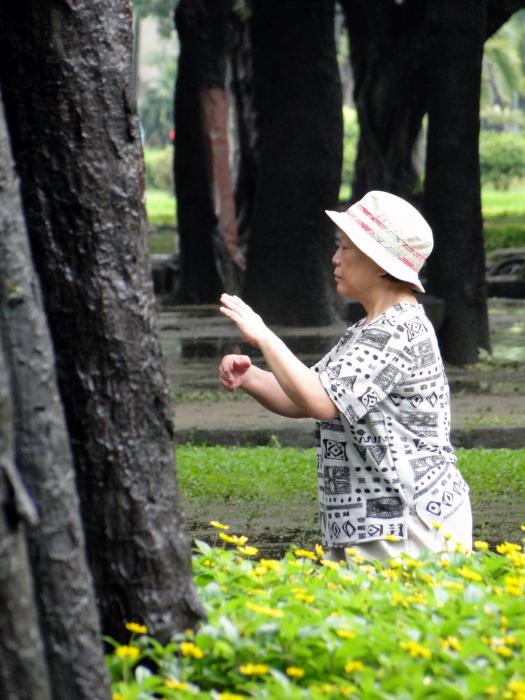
[332, 247, 341, 266]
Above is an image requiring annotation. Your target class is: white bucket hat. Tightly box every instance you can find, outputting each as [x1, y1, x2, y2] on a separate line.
[325, 190, 433, 293]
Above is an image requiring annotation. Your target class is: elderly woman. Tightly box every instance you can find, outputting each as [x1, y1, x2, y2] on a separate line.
[219, 191, 472, 561]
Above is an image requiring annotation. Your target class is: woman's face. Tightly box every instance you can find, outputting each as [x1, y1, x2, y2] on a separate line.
[332, 234, 382, 298]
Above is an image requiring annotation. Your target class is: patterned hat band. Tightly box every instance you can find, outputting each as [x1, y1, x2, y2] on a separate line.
[348, 203, 427, 273]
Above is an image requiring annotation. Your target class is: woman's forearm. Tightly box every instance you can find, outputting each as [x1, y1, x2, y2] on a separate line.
[258, 331, 337, 420]
[241, 365, 310, 417]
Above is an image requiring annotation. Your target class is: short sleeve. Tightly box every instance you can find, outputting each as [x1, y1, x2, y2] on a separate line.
[317, 326, 411, 424]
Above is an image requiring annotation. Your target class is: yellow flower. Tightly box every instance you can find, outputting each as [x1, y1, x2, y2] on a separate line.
[505, 583, 523, 596]
[231, 535, 249, 546]
[474, 540, 489, 551]
[315, 544, 325, 558]
[403, 557, 424, 569]
[431, 521, 442, 530]
[259, 559, 281, 572]
[286, 666, 305, 678]
[496, 542, 522, 555]
[115, 645, 140, 660]
[316, 683, 337, 694]
[179, 641, 204, 659]
[345, 660, 364, 673]
[239, 663, 269, 676]
[293, 591, 315, 604]
[246, 601, 284, 618]
[219, 533, 235, 544]
[400, 640, 431, 659]
[237, 545, 258, 556]
[113, 694, 125, 700]
[210, 520, 229, 530]
[382, 568, 400, 580]
[336, 629, 356, 640]
[320, 559, 340, 570]
[439, 636, 462, 652]
[202, 558, 215, 568]
[219, 533, 249, 546]
[521, 524, 525, 532]
[339, 686, 358, 697]
[506, 679, 525, 700]
[165, 679, 190, 690]
[442, 580, 464, 591]
[495, 645, 513, 657]
[294, 548, 317, 560]
[218, 694, 246, 700]
[457, 566, 483, 582]
[125, 621, 148, 635]
[385, 534, 401, 542]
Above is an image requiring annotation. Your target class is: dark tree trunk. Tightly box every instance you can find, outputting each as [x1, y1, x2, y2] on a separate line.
[0, 0, 204, 642]
[423, 0, 490, 365]
[486, 0, 525, 38]
[0, 94, 111, 700]
[243, 0, 342, 326]
[174, 0, 242, 301]
[230, 1, 258, 248]
[0, 334, 52, 700]
[340, 0, 427, 203]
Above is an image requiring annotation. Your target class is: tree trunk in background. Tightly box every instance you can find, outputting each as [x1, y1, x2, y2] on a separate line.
[423, 0, 490, 365]
[230, 1, 258, 250]
[0, 332, 52, 700]
[340, 0, 427, 203]
[174, 0, 242, 300]
[0, 0, 203, 642]
[0, 94, 110, 700]
[243, 0, 342, 326]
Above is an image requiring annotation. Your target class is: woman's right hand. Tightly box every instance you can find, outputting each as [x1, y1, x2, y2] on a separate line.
[219, 354, 252, 392]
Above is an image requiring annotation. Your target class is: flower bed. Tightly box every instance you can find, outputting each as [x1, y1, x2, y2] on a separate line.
[107, 524, 525, 699]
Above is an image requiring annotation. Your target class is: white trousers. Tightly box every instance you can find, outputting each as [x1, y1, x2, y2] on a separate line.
[327, 498, 473, 564]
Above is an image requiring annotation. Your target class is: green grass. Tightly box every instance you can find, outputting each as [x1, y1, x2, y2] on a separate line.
[143, 184, 525, 257]
[145, 188, 176, 227]
[177, 446, 525, 503]
[482, 187, 525, 217]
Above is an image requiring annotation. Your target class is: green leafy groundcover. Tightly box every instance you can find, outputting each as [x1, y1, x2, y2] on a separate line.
[107, 527, 525, 700]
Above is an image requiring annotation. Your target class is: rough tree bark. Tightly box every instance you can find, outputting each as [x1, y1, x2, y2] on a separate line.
[340, 0, 427, 202]
[423, 0, 490, 364]
[0, 94, 111, 700]
[0, 337, 51, 700]
[0, 0, 204, 641]
[174, 0, 243, 300]
[243, 0, 342, 325]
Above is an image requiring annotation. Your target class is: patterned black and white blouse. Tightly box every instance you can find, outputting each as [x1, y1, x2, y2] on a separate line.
[314, 302, 469, 547]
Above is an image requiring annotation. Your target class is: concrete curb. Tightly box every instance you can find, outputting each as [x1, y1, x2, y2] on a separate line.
[174, 425, 525, 449]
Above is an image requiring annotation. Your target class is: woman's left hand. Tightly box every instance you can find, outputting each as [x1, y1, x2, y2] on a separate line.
[219, 294, 269, 347]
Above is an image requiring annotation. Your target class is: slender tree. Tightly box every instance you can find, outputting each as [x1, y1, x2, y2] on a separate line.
[243, 0, 342, 325]
[0, 0, 203, 641]
[0, 337, 52, 700]
[230, 0, 258, 248]
[174, 0, 243, 301]
[423, 0, 490, 364]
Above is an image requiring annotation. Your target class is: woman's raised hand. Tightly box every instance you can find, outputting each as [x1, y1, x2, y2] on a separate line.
[219, 354, 252, 392]
[219, 294, 269, 347]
